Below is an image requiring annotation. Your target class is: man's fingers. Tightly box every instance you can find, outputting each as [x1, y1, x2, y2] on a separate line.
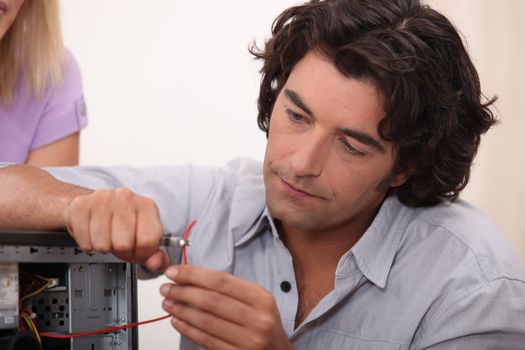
[63, 188, 164, 265]
[111, 189, 137, 257]
[165, 308, 239, 350]
[160, 284, 252, 326]
[161, 268, 290, 349]
[144, 250, 170, 273]
[89, 205, 112, 254]
[134, 196, 162, 262]
[165, 265, 272, 307]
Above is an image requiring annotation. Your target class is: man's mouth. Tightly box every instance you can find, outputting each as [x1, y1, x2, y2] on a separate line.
[280, 178, 322, 199]
[0, 2, 7, 15]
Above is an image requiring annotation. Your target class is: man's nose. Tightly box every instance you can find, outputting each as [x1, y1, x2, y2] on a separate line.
[289, 133, 328, 178]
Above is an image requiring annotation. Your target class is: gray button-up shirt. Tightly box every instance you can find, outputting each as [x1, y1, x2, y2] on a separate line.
[45, 158, 525, 349]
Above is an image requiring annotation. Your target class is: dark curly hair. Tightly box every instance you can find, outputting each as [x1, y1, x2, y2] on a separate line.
[250, 0, 497, 207]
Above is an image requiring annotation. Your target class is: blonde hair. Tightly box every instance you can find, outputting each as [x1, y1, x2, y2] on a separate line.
[0, 0, 64, 105]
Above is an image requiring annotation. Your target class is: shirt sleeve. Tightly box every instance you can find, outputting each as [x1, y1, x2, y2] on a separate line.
[45, 162, 235, 247]
[30, 49, 88, 150]
[413, 277, 525, 349]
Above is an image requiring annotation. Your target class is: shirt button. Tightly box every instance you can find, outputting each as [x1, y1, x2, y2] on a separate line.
[280, 281, 291, 293]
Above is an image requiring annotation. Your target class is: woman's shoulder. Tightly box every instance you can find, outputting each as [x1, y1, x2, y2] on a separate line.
[61, 48, 82, 86]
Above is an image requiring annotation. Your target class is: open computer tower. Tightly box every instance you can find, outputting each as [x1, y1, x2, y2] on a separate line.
[0, 230, 138, 350]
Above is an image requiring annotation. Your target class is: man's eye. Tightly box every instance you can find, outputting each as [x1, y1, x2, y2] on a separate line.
[340, 138, 365, 156]
[286, 109, 304, 122]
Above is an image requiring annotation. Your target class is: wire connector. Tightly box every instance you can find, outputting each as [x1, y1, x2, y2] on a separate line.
[159, 236, 191, 248]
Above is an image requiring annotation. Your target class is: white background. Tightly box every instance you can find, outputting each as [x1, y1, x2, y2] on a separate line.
[60, 1, 525, 348]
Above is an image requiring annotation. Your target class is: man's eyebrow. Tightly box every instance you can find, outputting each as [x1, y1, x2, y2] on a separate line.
[284, 88, 385, 153]
[284, 89, 315, 117]
[339, 127, 386, 153]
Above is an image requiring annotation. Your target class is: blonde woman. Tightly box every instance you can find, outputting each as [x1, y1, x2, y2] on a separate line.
[0, 0, 87, 166]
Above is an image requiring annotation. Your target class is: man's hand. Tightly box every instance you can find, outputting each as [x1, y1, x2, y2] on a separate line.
[63, 188, 169, 272]
[160, 265, 294, 350]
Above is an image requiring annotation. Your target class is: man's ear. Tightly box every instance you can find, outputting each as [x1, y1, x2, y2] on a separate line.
[389, 170, 410, 188]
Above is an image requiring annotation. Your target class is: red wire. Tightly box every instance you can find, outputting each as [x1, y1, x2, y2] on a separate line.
[40, 314, 171, 339]
[182, 219, 196, 264]
[40, 220, 197, 340]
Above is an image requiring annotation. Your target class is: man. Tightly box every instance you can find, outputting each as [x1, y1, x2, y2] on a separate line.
[1, 0, 524, 349]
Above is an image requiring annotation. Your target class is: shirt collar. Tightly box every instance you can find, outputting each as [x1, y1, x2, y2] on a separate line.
[234, 207, 275, 247]
[235, 196, 413, 289]
[344, 195, 413, 289]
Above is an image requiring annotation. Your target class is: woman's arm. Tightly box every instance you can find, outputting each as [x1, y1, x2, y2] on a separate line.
[26, 132, 80, 167]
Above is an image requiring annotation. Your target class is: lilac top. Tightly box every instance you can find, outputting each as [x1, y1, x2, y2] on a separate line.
[0, 50, 88, 163]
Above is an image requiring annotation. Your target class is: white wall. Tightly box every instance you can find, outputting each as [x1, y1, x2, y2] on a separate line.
[61, 1, 300, 167]
[60, 1, 525, 349]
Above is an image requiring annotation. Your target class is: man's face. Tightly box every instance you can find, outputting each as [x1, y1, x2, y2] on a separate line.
[263, 51, 406, 235]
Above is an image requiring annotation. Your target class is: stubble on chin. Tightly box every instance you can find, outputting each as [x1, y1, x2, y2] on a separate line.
[265, 183, 326, 233]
